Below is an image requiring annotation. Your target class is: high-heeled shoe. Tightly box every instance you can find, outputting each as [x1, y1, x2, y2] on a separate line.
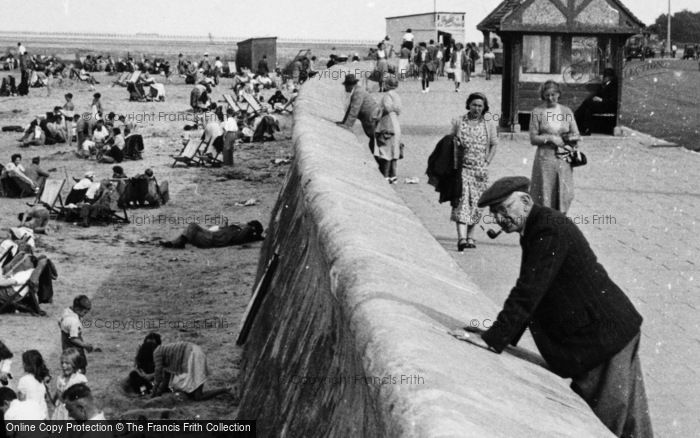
[457, 238, 468, 252]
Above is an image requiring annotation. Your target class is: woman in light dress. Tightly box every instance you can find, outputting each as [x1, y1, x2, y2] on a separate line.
[529, 80, 581, 214]
[373, 76, 402, 183]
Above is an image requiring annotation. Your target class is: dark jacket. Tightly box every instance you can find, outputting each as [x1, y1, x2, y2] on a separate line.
[30, 256, 57, 304]
[595, 78, 618, 113]
[482, 205, 643, 378]
[426, 135, 461, 206]
[341, 87, 379, 132]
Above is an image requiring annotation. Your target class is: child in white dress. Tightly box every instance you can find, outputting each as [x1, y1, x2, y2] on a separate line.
[17, 350, 50, 419]
[49, 348, 88, 420]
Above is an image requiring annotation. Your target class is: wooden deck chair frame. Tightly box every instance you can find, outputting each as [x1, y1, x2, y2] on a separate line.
[27, 178, 65, 217]
[128, 71, 141, 84]
[200, 143, 223, 167]
[118, 72, 131, 84]
[241, 92, 263, 116]
[0, 255, 40, 315]
[0, 246, 12, 267]
[0, 282, 40, 315]
[280, 96, 296, 113]
[70, 68, 91, 83]
[170, 139, 204, 167]
[127, 82, 147, 101]
[110, 207, 130, 224]
[223, 94, 242, 113]
[199, 134, 224, 167]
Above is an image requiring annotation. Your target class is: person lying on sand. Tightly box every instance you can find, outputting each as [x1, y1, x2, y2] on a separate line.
[160, 220, 263, 249]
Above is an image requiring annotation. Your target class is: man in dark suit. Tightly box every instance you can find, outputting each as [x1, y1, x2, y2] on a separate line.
[575, 68, 618, 135]
[467, 176, 652, 438]
[427, 39, 439, 79]
[337, 73, 380, 153]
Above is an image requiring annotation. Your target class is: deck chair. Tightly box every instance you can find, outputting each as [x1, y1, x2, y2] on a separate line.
[70, 68, 94, 83]
[110, 207, 130, 224]
[128, 71, 141, 83]
[0, 252, 42, 315]
[223, 94, 242, 113]
[64, 187, 88, 206]
[0, 271, 38, 315]
[112, 71, 132, 87]
[227, 61, 237, 77]
[0, 245, 13, 267]
[200, 138, 223, 167]
[279, 95, 296, 113]
[240, 92, 263, 116]
[170, 139, 204, 167]
[127, 82, 147, 101]
[27, 178, 65, 217]
[127, 71, 146, 100]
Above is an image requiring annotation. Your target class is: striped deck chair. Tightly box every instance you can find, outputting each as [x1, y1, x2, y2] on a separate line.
[241, 92, 263, 117]
[223, 94, 242, 113]
[0, 253, 41, 315]
[170, 138, 204, 168]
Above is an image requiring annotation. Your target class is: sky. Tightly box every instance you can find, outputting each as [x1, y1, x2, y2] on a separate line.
[0, 0, 696, 42]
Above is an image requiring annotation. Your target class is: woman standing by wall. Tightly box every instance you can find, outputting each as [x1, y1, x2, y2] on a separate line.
[451, 93, 498, 251]
[373, 76, 402, 184]
[529, 80, 581, 214]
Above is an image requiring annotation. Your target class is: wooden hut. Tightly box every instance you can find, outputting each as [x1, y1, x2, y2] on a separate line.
[236, 37, 277, 73]
[477, 0, 644, 133]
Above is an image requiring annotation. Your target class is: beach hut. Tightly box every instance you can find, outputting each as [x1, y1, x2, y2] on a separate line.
[236, 37, 277, 73]
[478, 0, 644, 133]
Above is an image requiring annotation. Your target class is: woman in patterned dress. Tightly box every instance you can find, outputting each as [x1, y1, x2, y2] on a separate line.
[451, 93, 498, 251]
[529, 80, 581, 214]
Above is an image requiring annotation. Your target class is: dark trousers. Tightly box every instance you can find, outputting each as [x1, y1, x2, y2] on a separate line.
[420, 65, 431, 90]
[571, 332, 653, 438]
[361, 120, 377, 154]
[377, 159, 397, 178]
[575, 99, 614, 133]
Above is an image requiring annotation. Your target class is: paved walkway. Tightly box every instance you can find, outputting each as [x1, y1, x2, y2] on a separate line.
[367, 73, 698, 437]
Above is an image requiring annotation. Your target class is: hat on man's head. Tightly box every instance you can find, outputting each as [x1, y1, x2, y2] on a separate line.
[342, 74, 359, 86]
[477, 176, 530, 208]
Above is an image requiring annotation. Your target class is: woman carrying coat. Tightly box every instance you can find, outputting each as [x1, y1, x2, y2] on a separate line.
[450, 93, 498, 251]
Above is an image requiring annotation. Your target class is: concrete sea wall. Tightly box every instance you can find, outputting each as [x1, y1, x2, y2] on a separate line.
[237, 67, 614, 437]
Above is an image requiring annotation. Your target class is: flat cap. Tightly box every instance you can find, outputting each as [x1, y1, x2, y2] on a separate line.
[477, 176, 530, 208]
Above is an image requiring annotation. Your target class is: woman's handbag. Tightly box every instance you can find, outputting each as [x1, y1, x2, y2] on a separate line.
[561, 133, 586, 167]
[399, 143, 405, 159]
[570, 149, 587, 167]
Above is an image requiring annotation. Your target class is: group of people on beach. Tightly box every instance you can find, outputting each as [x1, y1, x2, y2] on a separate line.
[1, 296, 228, 423]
